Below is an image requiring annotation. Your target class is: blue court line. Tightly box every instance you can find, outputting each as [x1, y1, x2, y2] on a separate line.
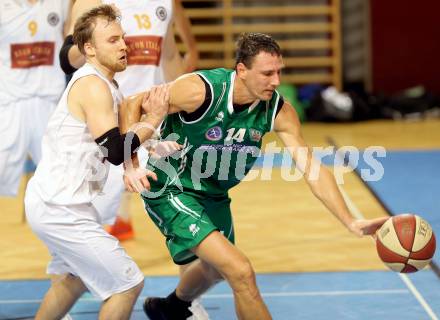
[1, 271, 439, 320]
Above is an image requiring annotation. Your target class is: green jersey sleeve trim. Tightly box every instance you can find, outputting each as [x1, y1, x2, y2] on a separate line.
[270, 90, 281, 131]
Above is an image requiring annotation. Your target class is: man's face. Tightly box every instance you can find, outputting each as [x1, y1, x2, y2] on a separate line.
[87, 17, 127, 72]
[239, 51, 283, 101]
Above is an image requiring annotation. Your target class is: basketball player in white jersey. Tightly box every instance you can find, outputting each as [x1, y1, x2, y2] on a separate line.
[24, 5, 169, 319]
[0, 0, 70, 196]
[61, 2, 208, 319]
[61, 0, 199, 242]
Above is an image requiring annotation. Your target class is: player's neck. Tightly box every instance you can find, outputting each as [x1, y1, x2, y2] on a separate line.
[87, 59, 115, 81]
[233, 76, 258, 105]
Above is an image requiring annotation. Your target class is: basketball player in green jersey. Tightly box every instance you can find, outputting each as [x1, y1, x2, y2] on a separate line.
[124, 33, 388, 320]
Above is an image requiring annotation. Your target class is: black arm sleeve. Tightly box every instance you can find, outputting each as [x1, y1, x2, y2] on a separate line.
[59, 35, 78, 75]
[95, 127, 141, 166]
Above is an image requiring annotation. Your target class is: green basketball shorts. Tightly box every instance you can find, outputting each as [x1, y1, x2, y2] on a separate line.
[142, 191, 235, 265]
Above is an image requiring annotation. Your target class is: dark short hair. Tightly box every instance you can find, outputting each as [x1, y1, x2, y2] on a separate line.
[73, 5, 120, 55]
[235, 33, 281, 68]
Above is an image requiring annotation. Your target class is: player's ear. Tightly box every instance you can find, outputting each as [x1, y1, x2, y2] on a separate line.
[84, 41, 95, 57]
[236, 62, 247, 79]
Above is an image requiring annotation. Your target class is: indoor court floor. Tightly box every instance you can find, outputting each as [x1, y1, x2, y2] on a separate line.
[1, 119, 439, 319]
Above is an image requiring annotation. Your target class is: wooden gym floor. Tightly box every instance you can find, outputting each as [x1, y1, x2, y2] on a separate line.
[2, 119, 439, 280]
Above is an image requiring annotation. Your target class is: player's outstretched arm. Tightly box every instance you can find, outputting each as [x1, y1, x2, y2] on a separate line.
[274, 102, 386, 236]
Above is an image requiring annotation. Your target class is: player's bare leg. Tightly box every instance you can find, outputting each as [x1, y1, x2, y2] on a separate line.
[99, 281, 144, 320]
[145, 231, 271, 320]
[35, 274, 87, 320]
[179, 263, 210, 319]
[177, 260, 223, 301]
[186, 231, 271, 320]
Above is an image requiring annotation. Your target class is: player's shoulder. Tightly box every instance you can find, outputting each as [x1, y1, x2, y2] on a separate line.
[196, 68, 233, 83]
[71, 74, 112, 102]
[75, 74, 108, 88]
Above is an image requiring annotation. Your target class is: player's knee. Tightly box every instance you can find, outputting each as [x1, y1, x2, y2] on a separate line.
[224, 258, 256, 290]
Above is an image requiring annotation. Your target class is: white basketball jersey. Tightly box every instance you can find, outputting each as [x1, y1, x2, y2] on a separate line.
[0, 0, 68, 106]
[31, 64, 123, 205]
[102, 0, 173, 96]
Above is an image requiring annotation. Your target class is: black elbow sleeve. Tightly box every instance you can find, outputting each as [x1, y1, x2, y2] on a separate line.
[59, 35, 78, 75]
[95, 127, 141, 166]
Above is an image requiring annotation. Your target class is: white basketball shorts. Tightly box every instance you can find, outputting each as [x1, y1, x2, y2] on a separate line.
[24, 179, 144, 300]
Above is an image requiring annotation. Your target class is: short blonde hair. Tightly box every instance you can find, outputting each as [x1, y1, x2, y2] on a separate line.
[73, 4, 120, 55]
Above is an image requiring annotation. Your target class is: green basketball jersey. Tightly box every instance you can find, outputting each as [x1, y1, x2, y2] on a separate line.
[147, 68, 283, 197]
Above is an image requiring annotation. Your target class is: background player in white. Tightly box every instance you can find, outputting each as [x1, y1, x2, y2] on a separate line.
[24, 5, 169, 319]
[0, 0, 70, 196]
[61, 0, 199, 241]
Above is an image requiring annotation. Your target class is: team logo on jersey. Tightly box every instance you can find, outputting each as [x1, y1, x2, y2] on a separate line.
[156, 6, 167, 21]
[215, 111, 224, 122]
[249, 128, 262, 142]
[47, 12, 60, 26]
[205, 126, 223, 141]
[189, 224, 200, 237]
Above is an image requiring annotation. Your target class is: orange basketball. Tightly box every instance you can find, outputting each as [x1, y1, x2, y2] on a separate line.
[376, 214, 436, 273]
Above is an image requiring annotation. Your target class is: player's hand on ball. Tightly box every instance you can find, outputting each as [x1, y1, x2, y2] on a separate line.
[123, 166, 157, 193]
[349, 217, 389, 237]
